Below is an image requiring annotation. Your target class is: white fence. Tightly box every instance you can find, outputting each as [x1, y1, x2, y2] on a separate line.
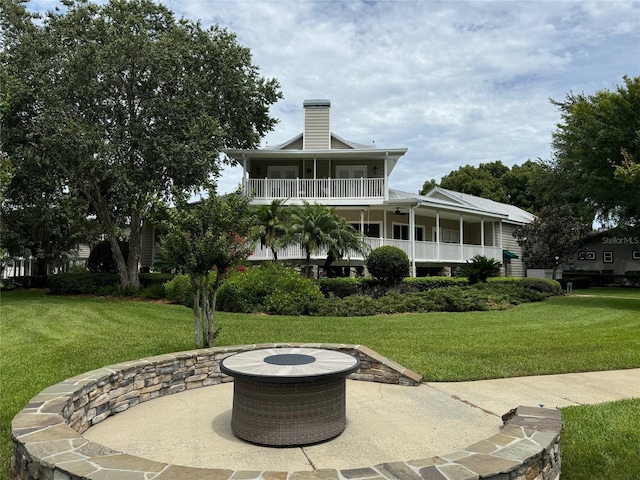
[245, 178, 385, 200]
[249, 238, 502, 264]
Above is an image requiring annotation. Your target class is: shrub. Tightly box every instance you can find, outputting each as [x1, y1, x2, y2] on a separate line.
[401, 276, 468, 291]
[217, 263, 323, 314]
[164, 274, 193, 306]
[140, 283, 166, 300]
[319, 277, 364, 298]
[366, 246, 410, 286]
[455, 255, 501, 284]
[488, 277, 562, 295]
[48, 273, 119, 295]
[87, 240, 129, 273]
[310, 294, 379, 317]
[98, 284, 138, 297]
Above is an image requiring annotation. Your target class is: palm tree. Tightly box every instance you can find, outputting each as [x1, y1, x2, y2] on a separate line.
[286, 201, 370, 278]
[324, 215, 370, 277]
[253, 199, 288, 260]
[286, 202, 337, 278]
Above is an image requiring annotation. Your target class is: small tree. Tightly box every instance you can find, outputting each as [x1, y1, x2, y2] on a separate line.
[161, 189, 255, 348]
[455, 255, 501, 284]
[253, 199, 289, 260]
[366, 246, 410, 287]
[514, 204, 592, 280]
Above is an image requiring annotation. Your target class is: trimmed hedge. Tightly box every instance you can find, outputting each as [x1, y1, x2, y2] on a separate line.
[488, 277, 562, 295]
[48, 273, 119, 295]
[47, 272, 173, 295]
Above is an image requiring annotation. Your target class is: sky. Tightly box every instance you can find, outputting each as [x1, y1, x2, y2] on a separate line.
[31, 0, 640, 195]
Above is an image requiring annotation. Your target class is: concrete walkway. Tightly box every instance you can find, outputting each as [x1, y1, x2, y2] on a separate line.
[84, 369, 639, 472]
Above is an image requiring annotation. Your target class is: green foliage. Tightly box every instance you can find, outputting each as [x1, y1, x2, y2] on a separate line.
[514, 204, 592, 278]
[310, 294, 379, 317]
[401, 276, 469, 291]
[433, 160, 548, 213]
[164, 274, 194, 306]
[47, 273, 119, 295]
[366, 246, 410, 286]
[87, 240, 129, 273]
[160, 190, 255, 347]
[550, 76, 640, 227]
[455, 255, 501, 284]
[139, 283, 166, 300]
[2, 0, 281, 289]
[285, 201, 369, 277]
[217, 263, 323, 315]
[309, 281, 553, 316]
[252, 199, 289, 260]
[488, 277, 562, 295]
[319, 277, 364, 298]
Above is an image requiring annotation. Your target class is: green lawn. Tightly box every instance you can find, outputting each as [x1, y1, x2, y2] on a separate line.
[1, 287, 639, 480]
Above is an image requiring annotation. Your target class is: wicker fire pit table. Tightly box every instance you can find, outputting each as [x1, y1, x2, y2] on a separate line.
[220, 347, 360, 446]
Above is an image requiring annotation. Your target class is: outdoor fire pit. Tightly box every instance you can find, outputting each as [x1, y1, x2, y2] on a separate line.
[220, 347, 360, 446]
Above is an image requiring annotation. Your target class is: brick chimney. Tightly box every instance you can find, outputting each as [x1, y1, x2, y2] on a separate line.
[303, 99, 331, 150]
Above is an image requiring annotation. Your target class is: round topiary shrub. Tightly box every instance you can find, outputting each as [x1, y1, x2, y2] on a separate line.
[366, 246, 410, 287]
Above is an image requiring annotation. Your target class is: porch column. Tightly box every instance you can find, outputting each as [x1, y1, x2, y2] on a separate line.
[410, 206, 416, 277]
[241, 154, 247, 195]
[436, 211, 440, 261]
[360, 209, 365, 234]
[481, 218, 485, 255]
[384, 154, 389, 201]
[499, 221, 503, 248]
[459, 214, 464, 262]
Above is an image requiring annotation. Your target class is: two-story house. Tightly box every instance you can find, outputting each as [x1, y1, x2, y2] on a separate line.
[216, 99, 533, 277]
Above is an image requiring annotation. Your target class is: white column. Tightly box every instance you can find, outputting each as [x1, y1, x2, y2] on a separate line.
[410, 206, 416, 277]
[459, 214, 464, 262]
[384, 154, 389, 201]
[360, 209, 365, 233]
[481, 218, 485, 255]
[436, 211, 440, 261]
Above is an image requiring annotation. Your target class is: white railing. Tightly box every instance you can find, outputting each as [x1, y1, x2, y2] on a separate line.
[249, 239, 502, 264]
[245, 178, 385, 200]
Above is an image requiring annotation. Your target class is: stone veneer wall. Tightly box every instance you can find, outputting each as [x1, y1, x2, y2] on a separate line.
[11, 343, 562, 480]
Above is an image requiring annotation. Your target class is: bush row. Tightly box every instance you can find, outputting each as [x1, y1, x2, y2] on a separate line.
[47, 272, 172, 295]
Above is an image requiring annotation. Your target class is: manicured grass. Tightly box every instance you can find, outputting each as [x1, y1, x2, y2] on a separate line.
[561, 398, 640, 480]
[1, 287, 639, 480]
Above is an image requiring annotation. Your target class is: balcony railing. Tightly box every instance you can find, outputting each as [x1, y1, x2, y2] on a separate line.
[245, 178, 385, 201]
[249, 238, 502, 264]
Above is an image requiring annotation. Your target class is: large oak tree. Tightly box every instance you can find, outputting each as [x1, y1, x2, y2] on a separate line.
[1, 0, 281, 289]
[549, 75, 640, 228]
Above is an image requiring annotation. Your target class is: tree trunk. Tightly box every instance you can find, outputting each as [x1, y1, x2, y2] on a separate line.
[192, 276, 202, 348]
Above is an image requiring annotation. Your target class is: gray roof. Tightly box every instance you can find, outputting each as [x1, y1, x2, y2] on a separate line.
[390, 187, 535, 224]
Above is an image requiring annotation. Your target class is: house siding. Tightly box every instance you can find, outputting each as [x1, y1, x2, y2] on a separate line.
[502, 223, 526, 277]
[303, 107, 331, 149]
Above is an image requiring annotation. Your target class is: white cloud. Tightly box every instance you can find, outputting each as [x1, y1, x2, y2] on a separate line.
[31, 0, 640, 195]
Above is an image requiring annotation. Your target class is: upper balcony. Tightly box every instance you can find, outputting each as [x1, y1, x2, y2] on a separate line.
[244, 177, 386, 204]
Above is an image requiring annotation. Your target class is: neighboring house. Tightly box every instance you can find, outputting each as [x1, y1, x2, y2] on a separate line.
[142, 99, 534, 277]
[565, 230, 640, 276]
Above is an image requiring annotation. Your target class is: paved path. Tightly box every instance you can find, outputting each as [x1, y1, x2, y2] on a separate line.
[84, 369, 639, 471]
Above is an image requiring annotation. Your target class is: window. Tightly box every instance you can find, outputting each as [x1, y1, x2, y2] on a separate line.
[393, 224, 424, 241]
[578, 251, 596, 261]
[432, 227, 460, 243]
[350, 223, 381, 238]
[633, 251, 640, 260]
[268, 166, 299, 179]
[335, 165, 367, 178]
[603, 251, 614, 263]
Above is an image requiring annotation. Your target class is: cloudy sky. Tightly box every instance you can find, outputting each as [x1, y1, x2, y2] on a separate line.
[32, 0, 640, 195]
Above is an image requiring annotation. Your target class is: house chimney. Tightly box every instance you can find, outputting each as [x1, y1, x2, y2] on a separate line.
[303, 99, 331, 150]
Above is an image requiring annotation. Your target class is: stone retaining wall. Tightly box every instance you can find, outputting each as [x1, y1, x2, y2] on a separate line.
[11, 343, 562, 480]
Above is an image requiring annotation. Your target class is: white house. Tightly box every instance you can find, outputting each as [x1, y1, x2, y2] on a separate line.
[219, 99, 534, 277]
